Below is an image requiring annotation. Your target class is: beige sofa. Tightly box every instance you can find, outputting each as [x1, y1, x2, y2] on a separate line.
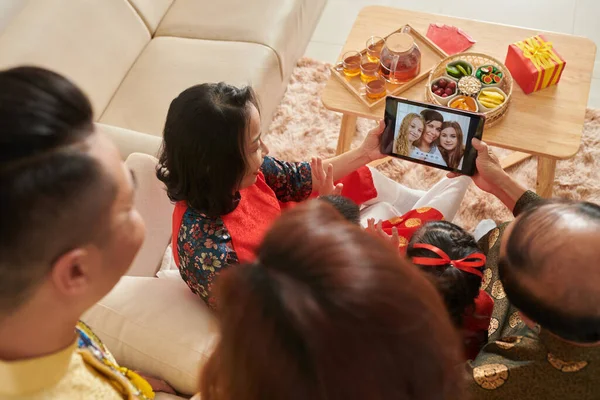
[0, 0, 326, 154]
[0, 1, 326, 398]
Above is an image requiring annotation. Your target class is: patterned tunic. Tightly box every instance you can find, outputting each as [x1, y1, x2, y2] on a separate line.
[0, 321, 151, 399]
[174, 156, 312, 308]
[467, 191, 600, 399]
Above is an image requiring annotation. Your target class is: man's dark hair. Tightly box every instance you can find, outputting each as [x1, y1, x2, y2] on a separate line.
[407, 221, 483, 328]
[318, 195, 360, 225]
[0, 66, 116, 313]
[420, 109, 444, 124]
[157, 83, 259, 217]
[500, 200, 600, 343]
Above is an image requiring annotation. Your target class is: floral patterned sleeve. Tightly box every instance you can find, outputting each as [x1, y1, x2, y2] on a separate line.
[260, 156, 313, 202]
[176, 208, 238, 309]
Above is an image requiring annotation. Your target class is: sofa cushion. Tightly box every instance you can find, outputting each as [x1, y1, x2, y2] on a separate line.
[99, 36, 282, 136]
[0, 0, 149, 117]
[128, 0, 174, 33]
[96, 123, 163, 159]
[155, 0, 326, 79]
[124, 153, 174, 277]
[82, 276, 218, 396]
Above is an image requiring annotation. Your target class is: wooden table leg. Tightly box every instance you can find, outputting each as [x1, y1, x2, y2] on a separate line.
[500, 151, 533, 170]
[335, 114, 357, 155]
[536, 156, 557, 198]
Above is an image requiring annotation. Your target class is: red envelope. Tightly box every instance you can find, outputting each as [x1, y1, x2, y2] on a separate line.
[426, 24, 476, 55]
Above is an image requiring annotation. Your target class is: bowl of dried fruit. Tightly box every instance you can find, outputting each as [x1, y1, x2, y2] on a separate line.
[429, 77, 458, 105]
[426, 53, 513, 127]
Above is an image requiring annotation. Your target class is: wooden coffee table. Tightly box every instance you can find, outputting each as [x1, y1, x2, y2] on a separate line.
[322, 6, 597, 197]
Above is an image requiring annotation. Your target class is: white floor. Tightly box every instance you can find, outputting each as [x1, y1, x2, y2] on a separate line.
[305, 0, 600, 108]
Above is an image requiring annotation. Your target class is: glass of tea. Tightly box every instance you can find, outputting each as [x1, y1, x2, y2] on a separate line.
[379, 32, 421, 84]
[365, 76, 387, 100]
[366, 36, 384, 62]
[360, 56, 379, 83]
[341, 51, 361, 78]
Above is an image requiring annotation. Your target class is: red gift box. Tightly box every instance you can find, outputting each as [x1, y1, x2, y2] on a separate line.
[505, 35, 566, 94]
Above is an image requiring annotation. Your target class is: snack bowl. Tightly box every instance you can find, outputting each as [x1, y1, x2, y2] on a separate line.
[457, 75, 482, 97]
[477, 87, 508, 111]
[445, 60, 475, 80]
[426, 52, 513, 127]
[476, 65, 504, 87]
[449, 95, 479, 113]
[429, 76, 458, 105]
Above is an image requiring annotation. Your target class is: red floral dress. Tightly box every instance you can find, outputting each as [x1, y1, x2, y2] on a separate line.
[172, 157, 313, 308]
[172, 156, 444, 309]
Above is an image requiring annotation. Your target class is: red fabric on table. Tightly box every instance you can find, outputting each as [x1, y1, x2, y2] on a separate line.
[426, 24, 476, 55]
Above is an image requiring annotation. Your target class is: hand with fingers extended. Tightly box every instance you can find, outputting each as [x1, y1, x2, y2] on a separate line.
[365, 218, 401, 250]
[311, 157, 343, 196]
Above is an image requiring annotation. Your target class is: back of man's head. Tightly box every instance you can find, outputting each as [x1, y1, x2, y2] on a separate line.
[0, 67, 116, 315]
[499, 200, 600, 343]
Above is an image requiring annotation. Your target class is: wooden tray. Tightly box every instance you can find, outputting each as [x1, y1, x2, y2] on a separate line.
[425, 52, 514, 127]
[331, 24, 448, 109]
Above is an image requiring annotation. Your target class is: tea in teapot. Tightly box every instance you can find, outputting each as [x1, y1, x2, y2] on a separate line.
[379, 32, 421, 84]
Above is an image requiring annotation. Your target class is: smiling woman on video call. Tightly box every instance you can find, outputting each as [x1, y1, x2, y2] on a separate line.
[410, 110, 447, 166]
[439, 121, 465, 170]
[394, 113, 424, 156]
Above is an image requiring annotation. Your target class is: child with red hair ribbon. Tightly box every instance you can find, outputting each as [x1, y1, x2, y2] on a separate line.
[407, 221, 493, 360]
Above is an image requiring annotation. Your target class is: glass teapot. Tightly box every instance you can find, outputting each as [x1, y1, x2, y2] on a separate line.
[379, 30, 421, 84]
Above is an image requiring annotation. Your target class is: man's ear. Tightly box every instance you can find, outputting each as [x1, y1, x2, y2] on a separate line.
[50, 248, 93, 297]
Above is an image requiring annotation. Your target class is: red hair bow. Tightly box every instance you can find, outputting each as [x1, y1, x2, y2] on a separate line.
[410, 243, 486, 277]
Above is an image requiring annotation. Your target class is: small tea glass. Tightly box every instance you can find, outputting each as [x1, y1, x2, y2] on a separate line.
[366, 36, 384, 62]
[342, 51, 361, 77]
[365, 76, 387, 100]
[360, 56, 379, 83]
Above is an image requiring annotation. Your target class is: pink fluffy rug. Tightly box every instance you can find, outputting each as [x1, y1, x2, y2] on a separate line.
[266, 58, 600, 230]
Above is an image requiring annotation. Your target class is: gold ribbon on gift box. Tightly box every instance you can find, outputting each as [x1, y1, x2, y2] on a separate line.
[515, 36, 565, 91]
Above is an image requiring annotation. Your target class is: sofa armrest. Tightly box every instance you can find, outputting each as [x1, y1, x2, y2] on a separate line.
[125, 153, 174, 277]
[96, 122, 162, 160]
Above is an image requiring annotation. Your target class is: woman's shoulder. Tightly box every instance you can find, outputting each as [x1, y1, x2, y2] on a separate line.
[181, 206, 225, 230]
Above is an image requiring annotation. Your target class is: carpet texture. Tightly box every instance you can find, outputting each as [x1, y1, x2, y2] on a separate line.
[265, 58, 600, 231]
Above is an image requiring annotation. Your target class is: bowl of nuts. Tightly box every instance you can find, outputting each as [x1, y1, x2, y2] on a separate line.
[457, 76, 482, 97]
[425, 52, 513, 127]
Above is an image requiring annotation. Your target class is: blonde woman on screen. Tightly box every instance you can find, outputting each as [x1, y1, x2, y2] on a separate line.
[393, 113, 424, 156]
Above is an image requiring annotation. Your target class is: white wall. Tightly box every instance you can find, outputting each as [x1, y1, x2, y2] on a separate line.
[0, 0, 26, 34]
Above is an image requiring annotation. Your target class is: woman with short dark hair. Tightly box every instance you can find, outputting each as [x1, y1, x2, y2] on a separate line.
[200, 201, 464, 400]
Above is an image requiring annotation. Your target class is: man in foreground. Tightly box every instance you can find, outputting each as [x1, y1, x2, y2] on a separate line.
[0, 66, 155, 398]
[460, 139, 600, 399]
